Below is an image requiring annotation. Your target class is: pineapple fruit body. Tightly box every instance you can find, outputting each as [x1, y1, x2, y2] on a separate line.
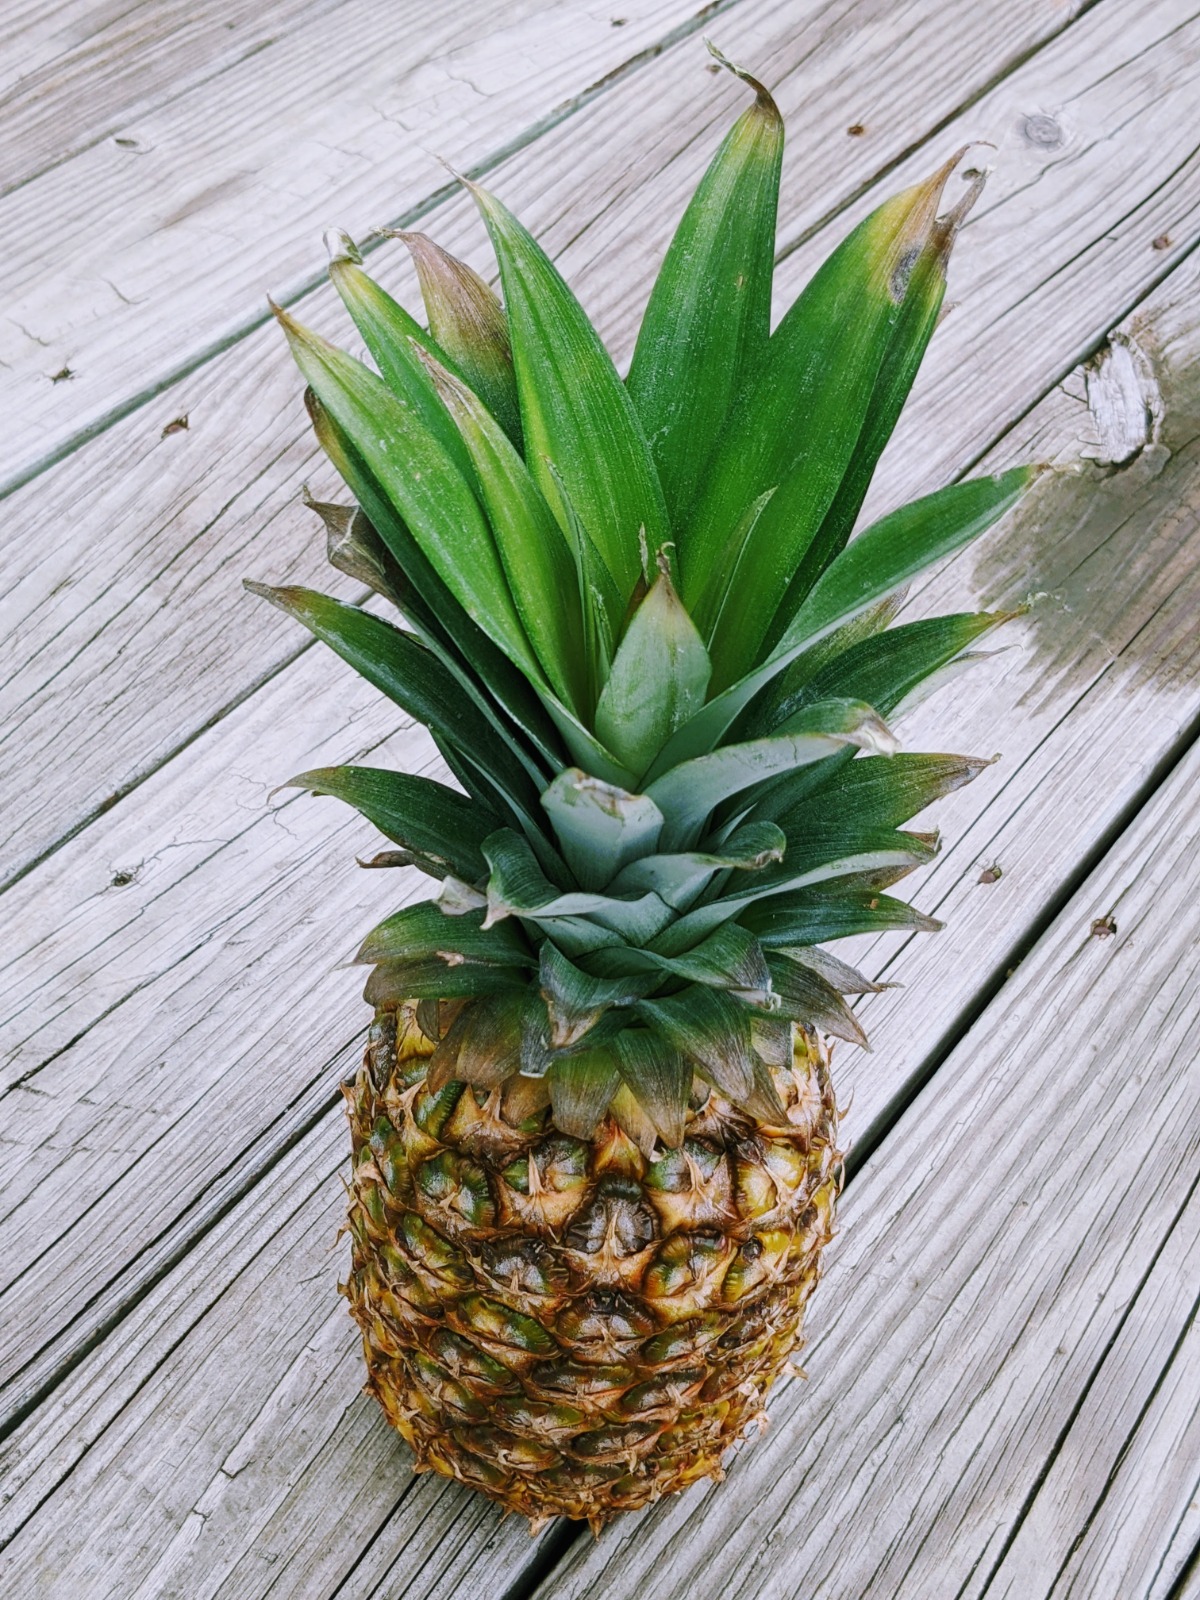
[344, 1004, 838, 1528]
[254, 37, 1034, 1534]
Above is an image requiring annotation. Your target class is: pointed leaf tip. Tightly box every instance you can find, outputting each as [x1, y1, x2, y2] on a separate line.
[324, 228, 362, 266]
[703, 37, 779, 114]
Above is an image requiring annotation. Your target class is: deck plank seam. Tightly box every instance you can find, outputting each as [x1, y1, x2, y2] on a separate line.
[1, 31, 279, 203]
[0, 0, 750, 506]
[974, 1162, 1200, 1599]
[1165, 1531, 1200, 1600]
[0, 1041, 353, 1456]
[769, 0, 1112, 274]
[0, 1108, 350, 1550]
[843, 681, 1200, 1182]
[0, 7, 1175, 908]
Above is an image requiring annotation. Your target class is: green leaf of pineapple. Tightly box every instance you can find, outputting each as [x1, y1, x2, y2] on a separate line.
[594, 553, 711, 780]
[244, 584, 543, 810]
[613, 1029, 691, 1148]
[417, 347, 586, 712]
[427, 992, 531, 1088]
[654, 835, 935, 952]
[284, 765, 498, 881]
[547, 1049, 622, 1140]
[774, 467, 1035, 662]
[801, 751, 993, 830]
[659, 468, 1034, 768]
[355, 902, 531, 967]
[636, 923, 774, 1006]
[540, 769, 664, 892]
[786, 945, 895, 996]
[682, 155, 968, 682]
[304, 390, 566, 772]
[758, 176, 988, 657]
[626, 47, 783, 524]
[740, 886, 942, 946]
[764, 952, 869, 1047]
[465, 178, 669, 599]
[635, 985, 755, 1103]
[606, 820, 785, 909]
[324, 234, 475, 477]
[746, 607, 1002, 742]
[482, 829, 673, 946]
[396, 229, 522, 446]
[538, 943, 654, 1049]
[274, 306, 541, 687]
[646, 698, 898, 849]
[363, 957, 528, 1006]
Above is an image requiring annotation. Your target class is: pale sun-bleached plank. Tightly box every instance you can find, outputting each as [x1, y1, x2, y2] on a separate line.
[986, 1181, 1200, 1600]
[3, 192, 1200, 1600]
[0, 0, 1172, 893]
[534, 607, 1200, 1600]
[0, 0, 735, 491]
[0, 0, 349, 193]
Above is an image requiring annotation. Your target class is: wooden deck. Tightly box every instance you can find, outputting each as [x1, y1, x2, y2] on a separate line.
[2, 1, 1199, 1594]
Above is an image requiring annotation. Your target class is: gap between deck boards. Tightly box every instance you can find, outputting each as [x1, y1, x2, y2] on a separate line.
[0, 0, 745, 505]
[0, 0, 1113, 902]
[0, 0, 1190, 1433]
[5, 3, 1199, 1590]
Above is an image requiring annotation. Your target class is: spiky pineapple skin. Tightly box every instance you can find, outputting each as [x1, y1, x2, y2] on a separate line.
[342, 1003, 840, 1529]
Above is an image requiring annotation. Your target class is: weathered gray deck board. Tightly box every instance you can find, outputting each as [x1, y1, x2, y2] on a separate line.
[0, 0, 349, 193]
[986, 1178, 1200, 1600]
[0, 0, 1088, 891]
[6, 0, 1196, 1423]
[4, 240, 1200, 1599]
[536, 661, 1200, 1600]
[0, 0, 724, 494]
[3, 0, 1200, 1595]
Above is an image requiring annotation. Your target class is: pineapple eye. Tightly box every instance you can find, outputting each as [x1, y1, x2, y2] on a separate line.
[564, 1176, 657, 1257]
[554, 1290, 656, 1352]
[427, 1329, 517, 1390]
[478, 1237, 570, 1298]
[412, 1079, 464, 1138]
[456, 1293, 558, 1356]
[413, 1151, 496, 1230]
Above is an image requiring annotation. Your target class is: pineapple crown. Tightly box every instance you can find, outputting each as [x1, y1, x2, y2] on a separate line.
[248, 44, 1035, 1151]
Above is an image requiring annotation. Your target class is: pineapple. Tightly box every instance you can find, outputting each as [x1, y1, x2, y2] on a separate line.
[249, 45, 1033, 1533]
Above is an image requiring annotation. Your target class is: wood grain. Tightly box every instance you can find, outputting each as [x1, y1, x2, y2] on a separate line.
[4, 197, 1200, 1600]
[0, 0, 348, 194]
[0, 0, 731, 492]
[533, 616, 1200, 1600]
[986, 1178, 1200, 1599]
[0, 0, 1165, 892]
